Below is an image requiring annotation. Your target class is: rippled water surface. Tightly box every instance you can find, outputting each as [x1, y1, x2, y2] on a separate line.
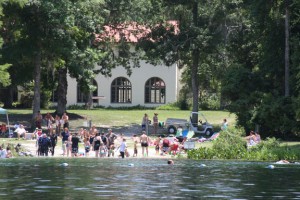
[0, 158, 299, 199]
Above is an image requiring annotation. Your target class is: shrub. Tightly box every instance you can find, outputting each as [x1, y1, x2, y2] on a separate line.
[156, 102, 181, 110]
[188, 127, 300, 161]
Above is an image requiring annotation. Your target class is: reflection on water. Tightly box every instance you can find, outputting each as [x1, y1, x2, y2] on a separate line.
[0, 158, 300, 199]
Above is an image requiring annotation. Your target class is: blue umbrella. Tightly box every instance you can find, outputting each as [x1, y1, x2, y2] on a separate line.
[0, 108, 11, 134]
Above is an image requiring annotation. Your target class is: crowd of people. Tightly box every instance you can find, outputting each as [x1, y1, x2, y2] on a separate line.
[4, 111, 224, 158]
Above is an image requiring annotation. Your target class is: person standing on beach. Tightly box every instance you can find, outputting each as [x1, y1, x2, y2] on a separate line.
[119, 138, 127, 159]
[35, 111, 43, 129]
[93, 133, 103, 158]
[39, 134, 51, 156]
[133, 140, 138, 157]
[83, 136, 90, 157]
[62, 112, 69, 128]
[106, 129, 117, 157]
[49, 131, 58, 156]
[55, 115, 61, 136]
[140, 131, 150, 157]
[44, 112, 54, 135]
[152, 113, 159, 135]
[61, 127, 70, 156]
[141, 113, 149, 134]
[71, 132, 80, 157]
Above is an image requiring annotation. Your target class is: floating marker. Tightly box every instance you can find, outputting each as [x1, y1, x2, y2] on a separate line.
[60, 163, 69, 167]
[128, 163, 134, 167]
[199, 164, 206, 167]
[267, 165, 274, 169]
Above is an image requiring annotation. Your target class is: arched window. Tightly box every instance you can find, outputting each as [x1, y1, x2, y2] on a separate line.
[111, 77, 132, 103]
[145, 77, 166, 104]
[77, 79, 98, 103]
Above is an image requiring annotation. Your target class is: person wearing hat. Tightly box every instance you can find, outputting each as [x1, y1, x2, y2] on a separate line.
[153, 113, 159, 135]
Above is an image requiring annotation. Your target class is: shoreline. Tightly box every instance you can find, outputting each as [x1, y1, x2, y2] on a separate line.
[18, 136, 180, 159]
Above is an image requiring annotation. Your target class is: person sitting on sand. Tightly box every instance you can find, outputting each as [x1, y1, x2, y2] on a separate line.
[15, 124, 27, 140]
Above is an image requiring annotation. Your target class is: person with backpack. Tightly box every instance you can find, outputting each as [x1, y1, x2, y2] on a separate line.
[101, 132, 108, 146]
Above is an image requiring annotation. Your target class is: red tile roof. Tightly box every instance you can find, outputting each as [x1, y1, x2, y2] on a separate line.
[95, 21, 178, 43]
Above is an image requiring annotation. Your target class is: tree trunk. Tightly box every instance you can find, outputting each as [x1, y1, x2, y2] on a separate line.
[284, 0, 290, 97]
[56, 67, 68, 116]
[3, 85, 14, 108]
[191, 49, 199, 123]
[32, 50, 42, 126]
[86, 91, 93, 109]
[191, 2, 199, 123]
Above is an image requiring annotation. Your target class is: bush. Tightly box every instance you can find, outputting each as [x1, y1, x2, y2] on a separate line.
[188, 127, 300, 161]
[156, 102, 181, 110]
[199, 93, 221, 110]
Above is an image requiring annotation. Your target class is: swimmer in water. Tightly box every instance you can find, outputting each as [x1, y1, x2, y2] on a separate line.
[167, 160, 174, 165]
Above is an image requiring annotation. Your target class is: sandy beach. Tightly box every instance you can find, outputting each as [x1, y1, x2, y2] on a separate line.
[20, 135, 177, 159]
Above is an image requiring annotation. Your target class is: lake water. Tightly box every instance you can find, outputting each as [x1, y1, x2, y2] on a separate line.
[0, 158, 299, 199]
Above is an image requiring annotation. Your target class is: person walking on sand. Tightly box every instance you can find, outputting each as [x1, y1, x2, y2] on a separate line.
[140, 131, 150, 157]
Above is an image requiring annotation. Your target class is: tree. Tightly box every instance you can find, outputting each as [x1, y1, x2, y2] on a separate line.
[7, 0, 107, 119]
[0, 0, 12, 88]
[137, 0, 236, 123]
[221, 0, 300, 137]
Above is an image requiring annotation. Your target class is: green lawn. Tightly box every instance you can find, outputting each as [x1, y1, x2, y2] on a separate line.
[1, 109, 236, 130]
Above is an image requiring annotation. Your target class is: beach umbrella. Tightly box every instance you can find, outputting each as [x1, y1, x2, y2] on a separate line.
[0, 108, 11, 134]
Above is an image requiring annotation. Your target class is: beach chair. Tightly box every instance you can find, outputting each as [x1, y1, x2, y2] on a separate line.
[198, 132, 220, 143]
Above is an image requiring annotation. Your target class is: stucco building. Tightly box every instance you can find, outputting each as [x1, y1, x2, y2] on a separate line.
[66, 60, 182, 107]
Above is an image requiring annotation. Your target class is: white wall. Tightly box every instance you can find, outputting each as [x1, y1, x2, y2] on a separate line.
[66, 61, 180, 107]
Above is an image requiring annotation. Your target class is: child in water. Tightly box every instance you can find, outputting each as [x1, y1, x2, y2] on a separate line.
[99, 143, 107, 158]
[133, 140, 138, 157]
